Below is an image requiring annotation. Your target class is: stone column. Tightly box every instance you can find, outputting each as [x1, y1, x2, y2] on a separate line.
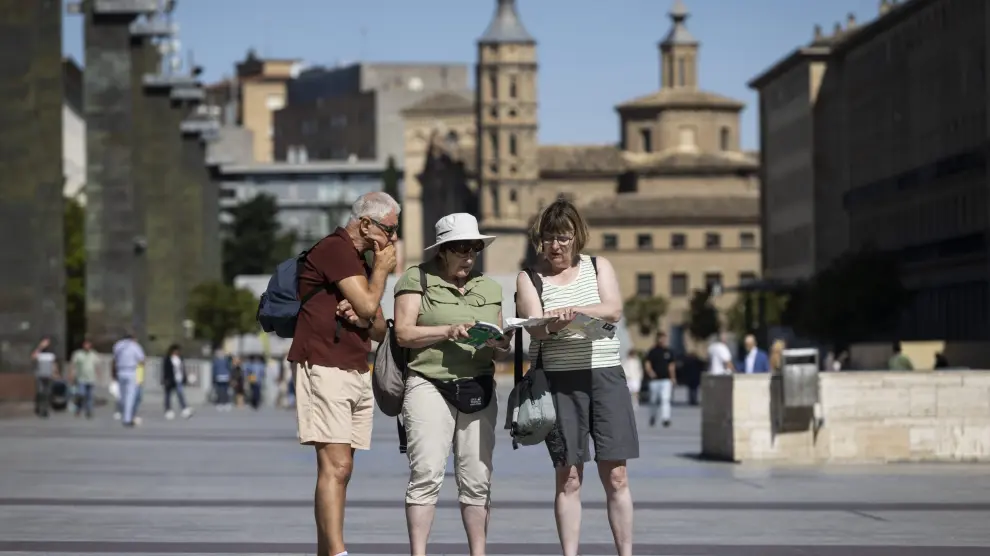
[81, 0, 158, 351]
[0, 0, 65, 395]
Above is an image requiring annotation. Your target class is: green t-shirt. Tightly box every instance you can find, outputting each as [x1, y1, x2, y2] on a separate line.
[888, 353, 913, 371]
[71, 349, 98, 384]
[395, 261, 502, 381]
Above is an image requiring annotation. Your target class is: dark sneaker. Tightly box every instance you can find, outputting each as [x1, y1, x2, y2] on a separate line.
[663, 420, 671, 428]
[649, 416, 656, 427]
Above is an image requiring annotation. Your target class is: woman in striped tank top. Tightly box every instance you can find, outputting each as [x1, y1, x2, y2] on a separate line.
[516, 199, 639, 556]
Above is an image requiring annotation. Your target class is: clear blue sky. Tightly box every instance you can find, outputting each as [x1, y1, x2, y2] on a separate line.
[62, 0, 879, 150]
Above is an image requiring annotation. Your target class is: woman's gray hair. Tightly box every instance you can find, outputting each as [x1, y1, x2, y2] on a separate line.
[348, 191, 401, 223]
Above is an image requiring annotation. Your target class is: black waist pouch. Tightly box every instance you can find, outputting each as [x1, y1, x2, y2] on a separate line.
[425, 374, 495, 414]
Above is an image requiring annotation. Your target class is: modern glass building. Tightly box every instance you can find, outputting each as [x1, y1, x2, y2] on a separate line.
[216, 160, 396, 252]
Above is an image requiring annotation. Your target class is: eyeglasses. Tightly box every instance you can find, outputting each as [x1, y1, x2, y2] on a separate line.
[367, 218, 399, 238]
[445, 241, 485, 255]
[541, 235, 573, 247]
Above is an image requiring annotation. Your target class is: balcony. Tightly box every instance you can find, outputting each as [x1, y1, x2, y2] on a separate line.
[143, 73, 198, 89]
[93, 0, 159, 15]
[170, 87, 204, 101]
[130, 19, 177, 37]
[180, 119, 220, 136]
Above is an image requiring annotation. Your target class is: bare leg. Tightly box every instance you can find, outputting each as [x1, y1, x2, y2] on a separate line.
[315, 444, 354, 556]
[461, 503, 489, 556]
[598, 460, 633, 556]
[554, 464, 584, 556]
[406, 504, 436, 555]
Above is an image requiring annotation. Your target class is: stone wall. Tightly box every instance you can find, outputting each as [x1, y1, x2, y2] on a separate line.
[702, 371, 990, 463]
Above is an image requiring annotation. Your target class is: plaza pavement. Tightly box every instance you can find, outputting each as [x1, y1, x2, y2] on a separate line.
[0, 382, 989, 555]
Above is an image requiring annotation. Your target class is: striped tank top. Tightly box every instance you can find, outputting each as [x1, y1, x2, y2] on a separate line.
[529, 254, 622, 372]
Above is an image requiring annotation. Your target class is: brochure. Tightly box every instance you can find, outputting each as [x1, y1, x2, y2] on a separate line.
[457, 321, 506, 347]
[503, 316, 559, 330]
[503, 314, 616, 341]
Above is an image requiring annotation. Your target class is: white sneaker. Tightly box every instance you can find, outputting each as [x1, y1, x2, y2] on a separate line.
[165, 410, 175, 420]
[133, 416, 143, 426]
[113, 412, 121, 421]
[181, 407, 194, 418]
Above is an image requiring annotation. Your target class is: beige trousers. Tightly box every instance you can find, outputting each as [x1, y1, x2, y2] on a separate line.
[402, 374, 498, 506]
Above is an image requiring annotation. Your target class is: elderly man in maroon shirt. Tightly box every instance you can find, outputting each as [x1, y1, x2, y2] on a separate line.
[288, 191, 399, 556]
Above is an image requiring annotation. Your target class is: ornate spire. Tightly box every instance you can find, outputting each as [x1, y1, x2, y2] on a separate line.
[478, 0, 534, 44]
[661, 0, 697, 46]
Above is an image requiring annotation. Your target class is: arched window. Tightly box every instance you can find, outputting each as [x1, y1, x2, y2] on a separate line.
[719, 127, 731, 151]
[509, 134, 518, 156]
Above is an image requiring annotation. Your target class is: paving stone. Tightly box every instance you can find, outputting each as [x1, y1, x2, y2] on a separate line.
[1, 383, 988, 555]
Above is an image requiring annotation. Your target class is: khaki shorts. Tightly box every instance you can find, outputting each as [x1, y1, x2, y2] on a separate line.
[295, 363, 374, 449]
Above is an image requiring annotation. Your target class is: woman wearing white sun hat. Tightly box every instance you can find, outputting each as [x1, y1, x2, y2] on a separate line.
[393, 212, 511, 556]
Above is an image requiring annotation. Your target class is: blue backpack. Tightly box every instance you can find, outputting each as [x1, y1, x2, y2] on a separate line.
[257, 244, 323, 339]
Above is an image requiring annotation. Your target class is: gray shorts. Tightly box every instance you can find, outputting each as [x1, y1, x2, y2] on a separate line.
[544, 365, 640, 468]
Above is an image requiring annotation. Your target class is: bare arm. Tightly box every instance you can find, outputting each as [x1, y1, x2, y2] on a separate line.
[337, 268, 389, 320]
[394, 292, 454, 349]
[573, 256, 623, 323]
[643, 358, 657, 379]
[669, 360, 678, 383]
[517, 271, 554, 340]
[367, 306, 386, 343]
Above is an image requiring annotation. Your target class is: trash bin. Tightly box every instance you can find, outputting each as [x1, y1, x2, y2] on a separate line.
[781, 348, 819, 408]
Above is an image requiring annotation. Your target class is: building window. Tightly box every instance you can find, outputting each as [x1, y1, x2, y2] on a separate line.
[636, 273, 654, 297]
[489, 73, 498, 100]
[489, 132, 499, 157]
[738, 272, 757, 285]
[740, 232, 756, 248]
[704, 272, 723, 291]
[671, 233, 686, 249]
[705, 232, 721, 249]
[720, 126, 731, 151]
[670, 273, 688, 297]
[603, 234, 618, 250]
[509, 134, 517, 156]
[509, 189, 518, 202]
[331, 115, 347, 128]
[509, 76, 518, 98]
[679, 126, 696, 148]
[445, 130, 459, 149]
[302, 121, 317, 135]
[637, 234, 653, 250]
[678, 58, 686, 86]
[640, 128, 653, 153]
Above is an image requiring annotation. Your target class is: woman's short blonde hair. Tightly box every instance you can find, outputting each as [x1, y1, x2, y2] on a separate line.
[530, 197, 589, 254]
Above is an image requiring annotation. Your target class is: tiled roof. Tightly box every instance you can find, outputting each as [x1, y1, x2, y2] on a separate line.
[538, 145, 625, 174]
[616, 88, 744, 111]
[402, 92, 474, 116]
[582, 195, 760, 226]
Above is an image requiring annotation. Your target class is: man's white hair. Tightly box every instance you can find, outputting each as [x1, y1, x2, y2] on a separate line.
[348, 191, 401, 223]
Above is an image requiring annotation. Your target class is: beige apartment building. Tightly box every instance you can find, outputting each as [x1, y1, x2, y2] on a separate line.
[401, 0, 761, 346]
[750, 0, 990, 358]
[206, 51, 302, 162]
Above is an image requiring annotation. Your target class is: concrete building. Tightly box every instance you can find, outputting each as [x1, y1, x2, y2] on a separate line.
[216, 160, 394, 253]
[63, 58, 87, 201]
[204, 51, 303, 162]
[403, 0, 761, 348]
[0, 0, 65, 398]
[749, 0, 990, 357]
[272, 62, 471, 165]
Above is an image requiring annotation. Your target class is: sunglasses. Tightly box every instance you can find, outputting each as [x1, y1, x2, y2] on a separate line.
[541, 235, 573, 246]
[366, 218, 399, 237]
[445, 241, 486, 255]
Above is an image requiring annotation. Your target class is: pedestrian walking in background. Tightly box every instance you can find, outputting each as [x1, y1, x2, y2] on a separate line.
[211, 349, 232, 410]
[112, 331, 146, 428]
[162, 344, 193, 420]
[245, 354, 265, 410]
[31, 336, 60, 419]
[623, 348, 643, 406]
[645, 332, 676, 428]
[70, 338, 97, 419]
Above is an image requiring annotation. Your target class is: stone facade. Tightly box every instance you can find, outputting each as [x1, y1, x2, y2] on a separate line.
[0, 0, 65, 395]
[401, 0, 761, 347]
[703, 372, 990, 463]
[750, 0, 990, 345]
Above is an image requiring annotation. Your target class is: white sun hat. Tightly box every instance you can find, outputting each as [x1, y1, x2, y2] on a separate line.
[423, 213, 496, 259]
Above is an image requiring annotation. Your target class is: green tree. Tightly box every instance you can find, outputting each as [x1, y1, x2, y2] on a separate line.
[64, 195, 86, 351]
[726, 292, 790, 339]
[382, 155, 401, 238]
[221, 194, 295, 283]
[186, 281, 258, 349]
[687, 290, 720, 341]
[623, 295, 668, 336]
[787, 246, 908, 349]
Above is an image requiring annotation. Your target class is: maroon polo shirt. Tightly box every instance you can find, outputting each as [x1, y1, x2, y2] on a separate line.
[287, 227, 371, 371]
